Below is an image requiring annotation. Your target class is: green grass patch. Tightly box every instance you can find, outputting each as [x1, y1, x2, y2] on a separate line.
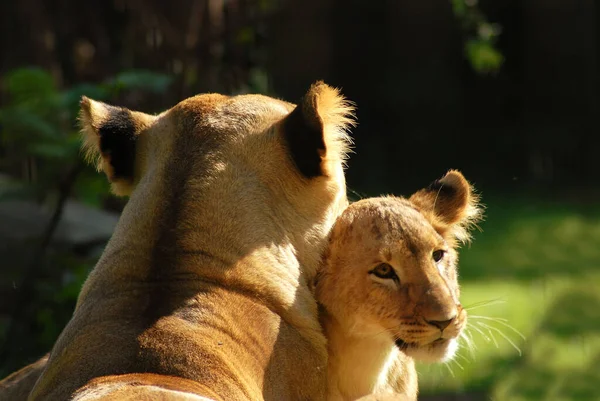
[417, 196, 600, 400]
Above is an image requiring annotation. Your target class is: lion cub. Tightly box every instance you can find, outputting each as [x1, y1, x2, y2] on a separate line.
[316, 170, 482, 401]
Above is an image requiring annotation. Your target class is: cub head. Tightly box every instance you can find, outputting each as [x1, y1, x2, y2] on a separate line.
[316, 171, 482, 362]
[79, 81, 354, 280]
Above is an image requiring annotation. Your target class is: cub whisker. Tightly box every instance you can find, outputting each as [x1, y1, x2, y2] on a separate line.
[463, 298, 506, 311]
[443, 362, 456, 378]
[451, 358, 464, 371]
[460, 329, 478, 356]
[458, 334, 476, 360]
[475, 321, 523, 356]
[452, 351, 470, 366]
[468, 323, 494, 345]
[482, 323, 500, 348]
[461, 327, 477, 346]
[469, 316, 526, 340]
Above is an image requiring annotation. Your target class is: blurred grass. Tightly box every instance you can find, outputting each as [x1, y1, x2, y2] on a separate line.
[417, 196, 600, 400]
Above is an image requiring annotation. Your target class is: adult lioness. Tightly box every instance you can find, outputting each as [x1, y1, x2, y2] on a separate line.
[316, 171, 482, 401]
[22, 82, 354, 400]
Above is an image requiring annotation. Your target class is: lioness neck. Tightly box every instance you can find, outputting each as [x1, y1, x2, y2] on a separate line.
[322, 314, 417, 401]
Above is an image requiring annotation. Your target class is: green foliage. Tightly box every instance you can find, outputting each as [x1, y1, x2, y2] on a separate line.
[466, 38, 504, 74]
[451, 0, 504, 75]
[0, 67, 173, 204]
[0, 67, 173, 370]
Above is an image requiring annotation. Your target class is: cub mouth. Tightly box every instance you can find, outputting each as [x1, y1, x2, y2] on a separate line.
[394, 337, 447, 350]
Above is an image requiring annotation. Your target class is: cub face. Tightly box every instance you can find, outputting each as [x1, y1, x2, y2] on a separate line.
[317, 171, 482, 362]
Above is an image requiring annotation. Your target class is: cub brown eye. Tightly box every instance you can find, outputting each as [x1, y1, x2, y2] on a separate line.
[370, 263, 397, 280]
[432, 250, 445, 262]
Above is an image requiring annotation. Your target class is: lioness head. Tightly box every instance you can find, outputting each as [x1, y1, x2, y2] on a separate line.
[79, 82, 354, 283]
[316, 171, 482, 363]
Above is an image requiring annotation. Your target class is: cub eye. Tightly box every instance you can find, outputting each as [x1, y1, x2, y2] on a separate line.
[432, 250, 445, 262]
[370, 263, 397, 280]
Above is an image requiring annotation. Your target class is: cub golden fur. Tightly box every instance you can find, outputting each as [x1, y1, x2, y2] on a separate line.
[6, 82, 355, 400]
[316, 171, 482, 401]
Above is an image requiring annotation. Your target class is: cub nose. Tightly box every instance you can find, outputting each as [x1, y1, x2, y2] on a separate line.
[426, 316, 455, 331]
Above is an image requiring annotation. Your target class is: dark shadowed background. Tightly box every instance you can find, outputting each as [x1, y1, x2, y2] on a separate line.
[1, 1, 599, 400]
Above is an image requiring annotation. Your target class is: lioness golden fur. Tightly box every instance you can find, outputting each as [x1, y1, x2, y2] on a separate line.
[9, 82, 354, 400]
[0, 355, 48, 401]
[316, 171, 482, 401]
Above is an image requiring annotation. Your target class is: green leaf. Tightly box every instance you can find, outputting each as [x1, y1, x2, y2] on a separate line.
[4, 67, 57, 105]
[0, 108, 61, 141]
[451, 0, 467, 17]
[27, 141, 76, 160]
[466, 39, 504, 74]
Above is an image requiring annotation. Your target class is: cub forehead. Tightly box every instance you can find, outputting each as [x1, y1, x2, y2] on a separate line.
[341, 197, 438, 239]
[331, 197, 446, 261]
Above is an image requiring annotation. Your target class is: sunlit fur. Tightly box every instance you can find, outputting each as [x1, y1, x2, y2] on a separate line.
[316, 171, 483, 401]
[16, 82, 355, 401]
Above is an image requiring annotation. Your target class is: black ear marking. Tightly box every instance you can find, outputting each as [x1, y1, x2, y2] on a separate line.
[98, 107, 137, 180]
[283, 102, 326, 178]
[80, 97, 156, 196]
[427, 179, 457, 197]
[409, 170, 475, 228]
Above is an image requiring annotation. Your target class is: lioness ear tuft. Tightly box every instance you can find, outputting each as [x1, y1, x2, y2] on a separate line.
[79, 96, 155, 196]
[409, 170, 483, 243]
[282, 81, 355, 178]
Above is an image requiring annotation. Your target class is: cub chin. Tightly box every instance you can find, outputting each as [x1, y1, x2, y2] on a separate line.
[316, 170, 482, 401]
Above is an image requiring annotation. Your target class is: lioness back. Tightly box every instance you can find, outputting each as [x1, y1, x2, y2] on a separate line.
[317, 171, 482, 401]
[24, 83, 354, 401]
[0, 355, 47, 401]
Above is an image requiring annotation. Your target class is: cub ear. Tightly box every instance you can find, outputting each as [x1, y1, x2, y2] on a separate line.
[282, 81, 355, 178]
[409, 170, 482, 243]
[79, 97, 156, 196]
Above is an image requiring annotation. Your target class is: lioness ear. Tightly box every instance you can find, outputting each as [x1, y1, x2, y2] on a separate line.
[79, 97, 156, 196]
[282, 81, 355, 178]
[409, 170, 482, 243]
